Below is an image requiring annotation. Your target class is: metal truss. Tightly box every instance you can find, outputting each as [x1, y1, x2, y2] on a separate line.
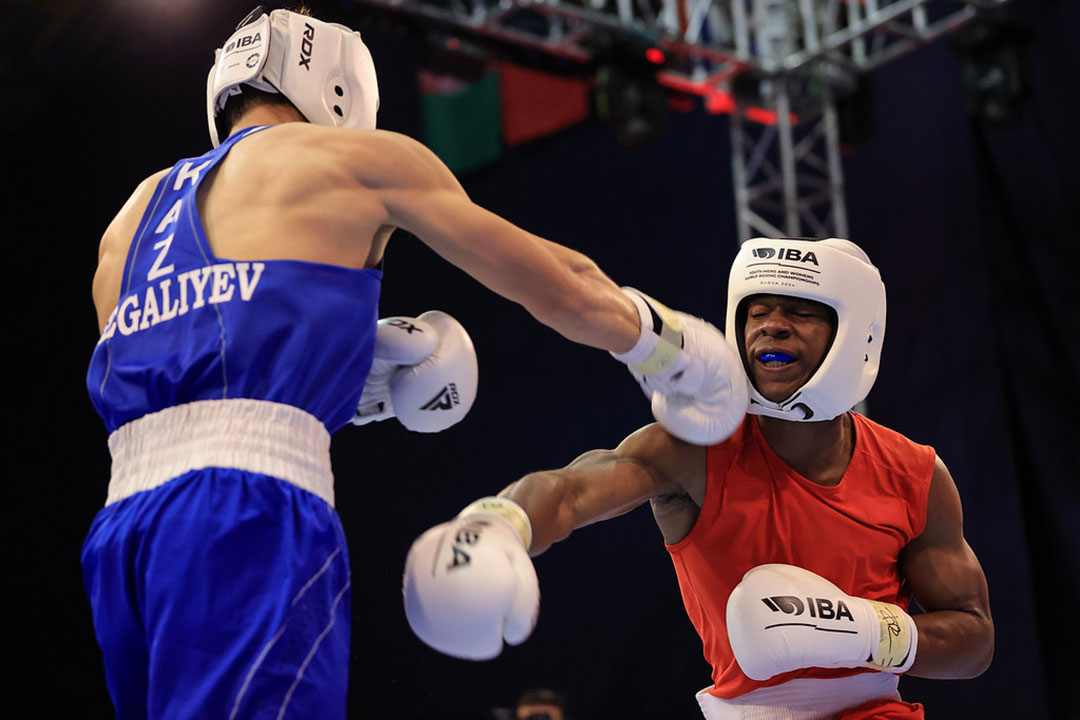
[341, 0, 1007, 239]
[725, 0, 1005, 240]
[730, 79, 848, 242]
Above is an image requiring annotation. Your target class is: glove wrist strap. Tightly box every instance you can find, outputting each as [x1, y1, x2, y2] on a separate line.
[865, 600, 917, 674]
[611, 288, 684, 376]
[458, 497, 533, 551]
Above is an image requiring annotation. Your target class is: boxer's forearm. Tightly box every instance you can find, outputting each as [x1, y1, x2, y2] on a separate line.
[388, 183, 640, 354]
[499, 471, 578, 556]
[908, 609, 994, 679]
[499, 448, 657, 557]
[528, 239, 640, 353]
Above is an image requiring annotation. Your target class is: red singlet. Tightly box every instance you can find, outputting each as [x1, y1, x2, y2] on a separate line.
[666, 412, 934, 699]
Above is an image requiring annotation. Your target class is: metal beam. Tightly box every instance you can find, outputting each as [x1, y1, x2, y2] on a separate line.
[341, 0, 1006, 240]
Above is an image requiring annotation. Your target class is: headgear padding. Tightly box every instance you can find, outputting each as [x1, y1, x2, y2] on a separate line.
[725, 238, 887, 422]
[206, 7, 379, 147]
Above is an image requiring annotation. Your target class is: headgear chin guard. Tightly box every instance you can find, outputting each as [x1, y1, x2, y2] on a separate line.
[725, 237, 887, 422]
[206, 7, 379, 147]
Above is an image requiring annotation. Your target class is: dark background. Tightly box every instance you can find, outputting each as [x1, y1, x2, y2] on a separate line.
[3, 0, 1078, 717]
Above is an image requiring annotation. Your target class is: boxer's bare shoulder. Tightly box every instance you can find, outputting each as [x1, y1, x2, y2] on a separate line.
[195, 124, 394, 270]
[93, 167, 170, 330]
[615, 423, 707, 544]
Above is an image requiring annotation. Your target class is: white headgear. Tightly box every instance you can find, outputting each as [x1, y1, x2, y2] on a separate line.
[206, 7, 379, 147]
[724, 237, 886, 422]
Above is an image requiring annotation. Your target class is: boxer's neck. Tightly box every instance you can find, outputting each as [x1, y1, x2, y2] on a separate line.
[229, 104, 307, 137]
[756, 412, 854, 487]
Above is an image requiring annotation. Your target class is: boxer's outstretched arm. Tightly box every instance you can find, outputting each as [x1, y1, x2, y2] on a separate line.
[899, 456, 994, 679]
[498, 424, 704, 555]
[403, 424, 702, 658]
[367, 131, 640, 354]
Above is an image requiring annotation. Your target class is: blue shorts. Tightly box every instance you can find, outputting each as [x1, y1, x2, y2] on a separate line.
[81, 468, 351, 720]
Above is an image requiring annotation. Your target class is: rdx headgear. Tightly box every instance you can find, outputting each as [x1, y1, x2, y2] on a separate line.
[725, 237, 887, 422]
[206, 6, 379, 146]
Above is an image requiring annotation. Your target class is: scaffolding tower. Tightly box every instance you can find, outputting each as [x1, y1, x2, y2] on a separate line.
[342, 0, 1007, 241]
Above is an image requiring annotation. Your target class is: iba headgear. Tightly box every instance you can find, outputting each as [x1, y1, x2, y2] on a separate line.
[206, 6, 379, 147]
[725, 237, 887, 422]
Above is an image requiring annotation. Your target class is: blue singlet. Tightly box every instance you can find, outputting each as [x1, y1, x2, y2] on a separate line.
[82, 126, 381, 720]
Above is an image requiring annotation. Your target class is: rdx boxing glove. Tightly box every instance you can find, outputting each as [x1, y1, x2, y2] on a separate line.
[612, 288, 749, 446]
[351, 310, 478, 432]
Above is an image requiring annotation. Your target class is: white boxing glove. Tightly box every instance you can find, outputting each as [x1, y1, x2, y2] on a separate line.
[351, 311, 478, 432]
[612, 288, 749, 446]
[726, 564, 918, 682]
[403, 497, 539, 660]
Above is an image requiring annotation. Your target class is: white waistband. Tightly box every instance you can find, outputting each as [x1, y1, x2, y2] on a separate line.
[695, 673, 901, 720]
[106, 399, 334, 507]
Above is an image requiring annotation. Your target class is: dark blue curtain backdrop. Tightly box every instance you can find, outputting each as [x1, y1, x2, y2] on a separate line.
[4, 0, 1077, 717]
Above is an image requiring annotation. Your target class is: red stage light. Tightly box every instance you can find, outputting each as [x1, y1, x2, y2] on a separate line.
[705, 90, 734, 115]
[745, 107, 778, 125]
[645, 47, 666, 65]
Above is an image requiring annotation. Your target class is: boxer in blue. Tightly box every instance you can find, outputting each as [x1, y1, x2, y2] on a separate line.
[82, 6, 750, 718]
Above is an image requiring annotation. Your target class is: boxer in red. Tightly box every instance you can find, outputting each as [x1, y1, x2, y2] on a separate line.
[404, 237, 993, 719]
